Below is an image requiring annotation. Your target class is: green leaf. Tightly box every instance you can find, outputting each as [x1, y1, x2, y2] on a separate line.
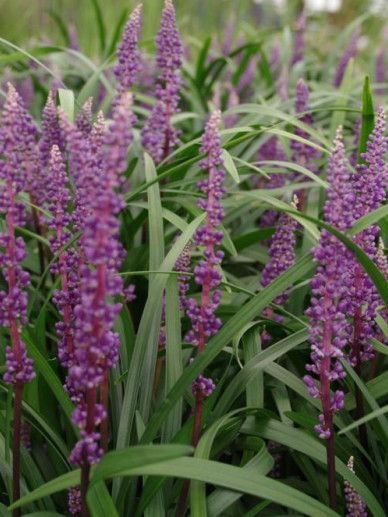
[89, 0, 106, 53]
[213, 329, 308, 418]
[140, 253, 314, 444]
[87, 482, 119, 517]
[222, 149, 240, 184]
[115, 215, 205, 461]
[94, 457, 338, 517]
[58, 89, 75, 123]
[348, 205, 388, 236]
[162, 275, 183, 442]
[339, 405, 388, 435]
[23, 332, 75, 428]
[242, 417, 385, 516]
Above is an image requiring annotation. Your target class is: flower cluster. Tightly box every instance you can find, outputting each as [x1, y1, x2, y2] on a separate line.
[291, 78, 320, 176]
[114, 4, 143, 93]
[0, 84, 35, 386]
[347, 107, 388, 366]
[344, 457, 367, 517]
[141, 0, 183, 163]
[186, 110, 225, 397]
[304, 128, 353, 438]
[68, 94, 134, 466]
[291, 12, 305, 66]
[261, 197, 298, 309]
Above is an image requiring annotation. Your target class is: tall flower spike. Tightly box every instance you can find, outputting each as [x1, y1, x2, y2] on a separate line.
[0, 84, 35, 386]
[141, 0, 183, 163]
[114, 4, 143, 93]
[291, 78, 320, 173]
[186, 110, 225, 411]
[40, 90, 64, 168]
[47, 146, 76, 372]
[68, 92, 134, 514]
[76, 98, 93, 137]
[344, 457, 368, 517]
[334, 30, 359, 88]
[348, 107, 388, 367]
[261, 196, 298, 324]
[0, 82, 35, 512]
[291, 12, 305, 66]
[303, 127, 354, 508]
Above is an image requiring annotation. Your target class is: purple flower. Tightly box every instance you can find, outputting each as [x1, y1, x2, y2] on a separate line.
[185, 110, 225, 397]
[350, 118, 361, 167]
[76, 98, 93, 137]
[68, 92, 134, 467]
[141, 0, 183, 163]
[114, 4, 143, 93]
[344, 457, 368, 516]
[304, 128, 353, 438]
[47, 146, 77, 371]
[0, 84, 35, 385]
[334, 30, 359, 88]
[68, 487, 82, 515]
[40, 90, 64, 168]
[291, 12, 305, 66]
[347, 107, 388, 366]
[261, 197, 298, 308]
[174, 240, 193, 311]
[291, 78, 320, 173]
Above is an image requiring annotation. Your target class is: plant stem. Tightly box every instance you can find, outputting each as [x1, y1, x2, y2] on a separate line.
[80, 387, 96, 517]
[12, 382, 23, 517]
[100, 369, 109, 453]
[352, 267, 368, 450]
[320, 311, 337, 510]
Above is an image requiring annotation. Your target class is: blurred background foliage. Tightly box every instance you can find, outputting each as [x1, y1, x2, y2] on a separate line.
[0, 0, 386, 56]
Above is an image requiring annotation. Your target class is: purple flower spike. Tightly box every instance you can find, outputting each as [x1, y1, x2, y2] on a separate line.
[347, 107, 388, 366]
[291, 78, 320, 172]
[304, 128, 353, 439]
[114, 4, 143, 93]
[40, 90, 64, 168]
[68, 91, 134, 467]
[174, 240, 193, 311]
[334, 30, 359, 88]
[47, 145, 78, 371]
[68, 487, 82, 515]
[262, 197, 299, 308]
[344, 457, 368, 517]
[291, 12, 305, 66]
[186, 110, 225, 398]
[141, 0, 183, 163]
[76, 98, 93, 137]
[0, 84, 35, 386]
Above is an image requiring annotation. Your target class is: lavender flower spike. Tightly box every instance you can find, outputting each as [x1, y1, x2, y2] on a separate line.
[334, 30, 359, 88]
[304, 127, 354, 508]
[0, 84, 35, 386]
[375, 47, 386, 95]
[291, 78, 320, 171]
[291, 12, 305, 66]
[141, 0, 183, 163]
[348, 107, 388, 367]
[114, 4, 143, 93]
[344, 457, 367, 517]
[186, 110, 225, 417]
[261, 196, 298, 318]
